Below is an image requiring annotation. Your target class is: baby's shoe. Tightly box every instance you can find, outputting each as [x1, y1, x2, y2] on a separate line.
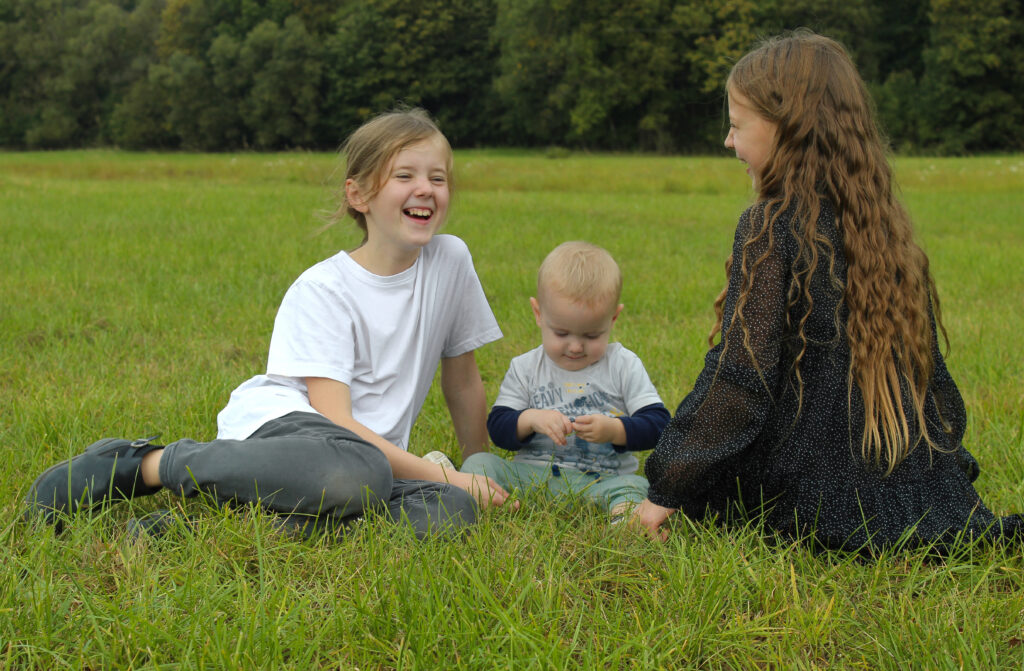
[609, 502, 637, 526]
[422, 450, 456, 471]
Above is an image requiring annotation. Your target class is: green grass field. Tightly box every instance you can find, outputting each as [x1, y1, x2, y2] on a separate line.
[1, 151, 1022, 669]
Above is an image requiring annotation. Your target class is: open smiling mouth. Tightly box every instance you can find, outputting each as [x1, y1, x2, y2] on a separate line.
[404, 207, 433, 220]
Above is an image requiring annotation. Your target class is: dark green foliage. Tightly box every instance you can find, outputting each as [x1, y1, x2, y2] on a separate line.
[868, 0, 929, 81]
[494, 0, 677, 150]
[490, 0, 769, 151]
[0, 0, 1021, 152]
[0, 0, 161, 147]
[754, 0, 876, 77]
[323, 0, 499, 147]
[872, 0, 1024, 154]
[917, 0, 1024, 153]
[237, 17, 322, 148]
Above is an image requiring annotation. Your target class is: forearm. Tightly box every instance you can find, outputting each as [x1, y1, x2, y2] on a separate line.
[441, 351, 490, 459]
[487, 406, 526, 450]
[306, 376, 451, 482]
[516, 410, 540, 441]
[604, 417, 627, 446]
[375, 440, 453, 481]
[306, 376, 512, 509]
[616, 403, 671, 452]
[444, 379, 489, 457]
[319, 405, 451, 481]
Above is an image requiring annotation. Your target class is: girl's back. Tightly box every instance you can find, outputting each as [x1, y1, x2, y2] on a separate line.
[637, 31, 1023, 551]
[686, 199, 988, 550]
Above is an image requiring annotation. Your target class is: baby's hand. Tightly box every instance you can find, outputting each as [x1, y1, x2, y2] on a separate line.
[571, 414, 623, 444]
[525, 409, 573, 446]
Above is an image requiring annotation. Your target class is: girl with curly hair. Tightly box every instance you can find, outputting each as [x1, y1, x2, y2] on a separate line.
[633, 30, 1021, 553]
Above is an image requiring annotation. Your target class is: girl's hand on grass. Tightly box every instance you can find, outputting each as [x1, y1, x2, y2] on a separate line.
[449, 471, 518, 511]
[631, 498, 676, 541]
[525, 409, 573, 446]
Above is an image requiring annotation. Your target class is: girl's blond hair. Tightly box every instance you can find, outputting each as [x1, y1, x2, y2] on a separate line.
[717, 30, 948, 475]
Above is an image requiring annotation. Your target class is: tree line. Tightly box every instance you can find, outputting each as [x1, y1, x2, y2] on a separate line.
[1, 0, 1021, 154]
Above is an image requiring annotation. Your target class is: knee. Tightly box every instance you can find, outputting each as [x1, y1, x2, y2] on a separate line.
[399, 482, 477, 539]
[319, 439, 393, 513]
[431, 484, 478, 533]
[620, 475, 650, 493]
[460, 451, 505, 477]
[614, 475, 649, 500]
[601, 475, 649, 509]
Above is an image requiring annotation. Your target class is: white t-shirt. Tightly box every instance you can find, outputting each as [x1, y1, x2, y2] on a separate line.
[217, 235, 502, 447]
[495, 343, 663, 475]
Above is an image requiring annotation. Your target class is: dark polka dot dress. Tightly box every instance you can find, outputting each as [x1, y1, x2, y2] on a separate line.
[645, 200, 1022, 552]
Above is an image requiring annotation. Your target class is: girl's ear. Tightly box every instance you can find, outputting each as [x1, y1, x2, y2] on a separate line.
[345, 178, 369, 213]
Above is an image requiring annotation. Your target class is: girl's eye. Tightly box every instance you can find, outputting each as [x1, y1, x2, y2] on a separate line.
[554, 331, 569, 338]
[585, 334, 601, 340]
[431, 176, 447, 184]
[395, 173, 411, 180]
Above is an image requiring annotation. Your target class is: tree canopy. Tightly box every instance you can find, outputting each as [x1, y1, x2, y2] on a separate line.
[0, 0, 1020, 153]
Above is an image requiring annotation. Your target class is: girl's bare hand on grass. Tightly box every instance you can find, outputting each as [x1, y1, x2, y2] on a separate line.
[448, 471, 518, 510]
[631, 498, 676, 541]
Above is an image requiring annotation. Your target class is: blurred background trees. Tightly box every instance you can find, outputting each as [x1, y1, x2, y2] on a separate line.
[0, 0, 1020, 152]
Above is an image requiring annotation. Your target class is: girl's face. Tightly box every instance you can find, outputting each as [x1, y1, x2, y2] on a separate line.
[725, 88, 777, 188]
[347, 136, 451, 265]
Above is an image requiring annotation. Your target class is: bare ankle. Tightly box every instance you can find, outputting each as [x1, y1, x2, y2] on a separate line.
[140, 449, 164, 488]
[609, 502, 635, 521]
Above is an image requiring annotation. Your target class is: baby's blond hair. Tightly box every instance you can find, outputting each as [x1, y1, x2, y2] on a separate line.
[537, 241, 622, 311]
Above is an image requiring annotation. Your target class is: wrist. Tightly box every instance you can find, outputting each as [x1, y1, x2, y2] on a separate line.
[611, 417, 627, 446]
[517, 409, 538, 439]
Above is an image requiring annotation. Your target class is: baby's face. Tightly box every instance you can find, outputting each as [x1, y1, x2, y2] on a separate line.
[531, 292, 622, 372]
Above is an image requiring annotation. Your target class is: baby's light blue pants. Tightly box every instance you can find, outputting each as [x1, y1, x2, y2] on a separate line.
[461, 451, 648, 514]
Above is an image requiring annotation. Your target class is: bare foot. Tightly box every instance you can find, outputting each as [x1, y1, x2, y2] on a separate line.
[609, 502, 635, 525]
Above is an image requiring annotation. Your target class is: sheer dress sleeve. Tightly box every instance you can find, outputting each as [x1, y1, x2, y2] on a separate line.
[926, 302, 975, 479]
[645, 205, 793, 510]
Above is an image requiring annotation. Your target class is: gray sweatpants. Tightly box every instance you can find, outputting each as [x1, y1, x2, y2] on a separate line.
[157, 411, 477, 538]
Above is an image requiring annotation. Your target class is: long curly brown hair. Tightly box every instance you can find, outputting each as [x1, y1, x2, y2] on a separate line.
[717, 30, 948, 475]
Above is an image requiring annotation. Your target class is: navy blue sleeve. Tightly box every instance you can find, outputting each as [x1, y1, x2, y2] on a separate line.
[487, 405, 530, 451]
[615, 403, 671, 453]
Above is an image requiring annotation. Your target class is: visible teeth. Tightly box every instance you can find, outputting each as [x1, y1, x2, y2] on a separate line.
[406, 208, 431, 218]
